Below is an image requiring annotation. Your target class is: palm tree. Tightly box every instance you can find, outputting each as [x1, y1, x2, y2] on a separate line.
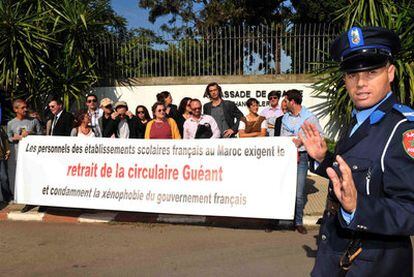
[0, 0, 127, 117]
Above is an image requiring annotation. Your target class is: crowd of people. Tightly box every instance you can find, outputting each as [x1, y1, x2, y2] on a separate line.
[0, 81, 322, 233]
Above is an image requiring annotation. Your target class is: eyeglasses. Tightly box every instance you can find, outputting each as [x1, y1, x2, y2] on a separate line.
[269, 96, 279, 100]
[157, 109, 166, 113]
[87, 99, 97, 103]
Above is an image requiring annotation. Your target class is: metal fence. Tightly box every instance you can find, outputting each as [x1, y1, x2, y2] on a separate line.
[94, 23, 339, 84]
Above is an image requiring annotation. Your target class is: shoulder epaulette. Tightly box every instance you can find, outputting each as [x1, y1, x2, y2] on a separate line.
[393, 104, 414, 121]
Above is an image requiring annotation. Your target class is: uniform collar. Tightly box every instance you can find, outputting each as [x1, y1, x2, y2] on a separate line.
[352, 92, 393, 126]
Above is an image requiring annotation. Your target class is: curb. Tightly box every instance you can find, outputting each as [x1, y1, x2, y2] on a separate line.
[0, 206, 322, 228]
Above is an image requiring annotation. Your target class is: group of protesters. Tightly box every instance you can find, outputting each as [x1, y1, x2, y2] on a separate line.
[0, 81, 322, 233]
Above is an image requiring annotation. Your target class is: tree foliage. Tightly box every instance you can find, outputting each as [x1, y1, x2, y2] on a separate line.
[139, 0, 284, 38]
[312, 0, 414, 137]
[288, 0, 348, 24]
[0, 0, 126, 118]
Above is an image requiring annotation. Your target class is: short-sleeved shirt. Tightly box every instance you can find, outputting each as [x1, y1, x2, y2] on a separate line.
[7, 117, 42, 142]
[7, 117, 42, 160]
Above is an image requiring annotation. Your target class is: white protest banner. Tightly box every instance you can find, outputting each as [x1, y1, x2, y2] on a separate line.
[16, 136, 297, 219]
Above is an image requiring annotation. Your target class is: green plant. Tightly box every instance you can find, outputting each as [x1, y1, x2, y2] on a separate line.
[0, 0, 126, 118]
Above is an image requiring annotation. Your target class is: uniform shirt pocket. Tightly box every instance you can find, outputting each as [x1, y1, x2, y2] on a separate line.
[345, 157, 373, 196]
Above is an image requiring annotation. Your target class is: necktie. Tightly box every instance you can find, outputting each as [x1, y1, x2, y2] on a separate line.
[51, 116, 58, 135]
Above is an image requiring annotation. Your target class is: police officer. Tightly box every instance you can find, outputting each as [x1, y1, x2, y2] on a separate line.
[300, 26, 414, 276]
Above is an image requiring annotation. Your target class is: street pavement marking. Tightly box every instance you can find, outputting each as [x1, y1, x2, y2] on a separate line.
[303, 215, 321, 226]
[7, 211, 45, 221]
[157, 214, 206, 224]
[78, 212, 117, 223]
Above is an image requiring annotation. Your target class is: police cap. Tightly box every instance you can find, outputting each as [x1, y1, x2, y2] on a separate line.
[330, 26, 401, 73]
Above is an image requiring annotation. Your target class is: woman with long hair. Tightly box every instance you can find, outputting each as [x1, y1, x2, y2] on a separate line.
[135, 105, 151, 138]
[144, 102, 181, 139]
[175, 97, 192, 137]
[135, 105, 151, 124]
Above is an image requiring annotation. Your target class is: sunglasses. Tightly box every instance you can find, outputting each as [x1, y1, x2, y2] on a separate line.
[192, 107, 201, 110]
[268, 96, 279, 100]
[104, 105, 112, 109]
[137, 111, 145, 114]
[157, 109, 166, 113]
[87, 99, 97, 103]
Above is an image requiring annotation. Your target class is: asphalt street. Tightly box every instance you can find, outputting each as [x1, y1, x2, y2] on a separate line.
[0, 221, 319, 276]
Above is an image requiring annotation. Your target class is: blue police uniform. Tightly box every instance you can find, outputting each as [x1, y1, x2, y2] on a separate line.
[311, 27, 414, 276]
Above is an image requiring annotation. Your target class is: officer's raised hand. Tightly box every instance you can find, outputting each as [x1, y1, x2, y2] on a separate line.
[298, 121, 327, 162]
[327, 155, 357, 213]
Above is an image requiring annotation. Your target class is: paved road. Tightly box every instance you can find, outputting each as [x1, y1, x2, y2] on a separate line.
[0, 221, 319, 276]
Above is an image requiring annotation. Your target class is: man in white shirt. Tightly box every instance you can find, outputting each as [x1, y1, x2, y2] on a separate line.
[85, 93, 103, 136]
[183, 99, 220, 139]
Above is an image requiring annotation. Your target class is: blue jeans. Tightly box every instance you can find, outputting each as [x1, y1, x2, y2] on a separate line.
[295, 152, 308, 226]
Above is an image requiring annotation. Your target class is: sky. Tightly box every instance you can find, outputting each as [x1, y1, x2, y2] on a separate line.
[111, 0, 167, 31]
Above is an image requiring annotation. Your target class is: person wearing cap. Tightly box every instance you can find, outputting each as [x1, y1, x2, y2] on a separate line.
[105, 101, 145, 139]
[98, 98, 117, 138]
[300, 26, 414, 276]
[260, 90, 284, 136]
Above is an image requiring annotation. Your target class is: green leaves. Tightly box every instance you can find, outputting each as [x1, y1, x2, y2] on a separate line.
[0, 0, 126, 116]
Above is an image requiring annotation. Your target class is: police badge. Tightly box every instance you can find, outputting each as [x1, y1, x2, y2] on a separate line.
[348, 27, 365, 48]
[402, 130, 414, 159]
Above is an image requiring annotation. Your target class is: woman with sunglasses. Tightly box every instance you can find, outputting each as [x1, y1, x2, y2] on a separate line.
[145, 102, 181, 139]
[135, 105, 152, 138]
